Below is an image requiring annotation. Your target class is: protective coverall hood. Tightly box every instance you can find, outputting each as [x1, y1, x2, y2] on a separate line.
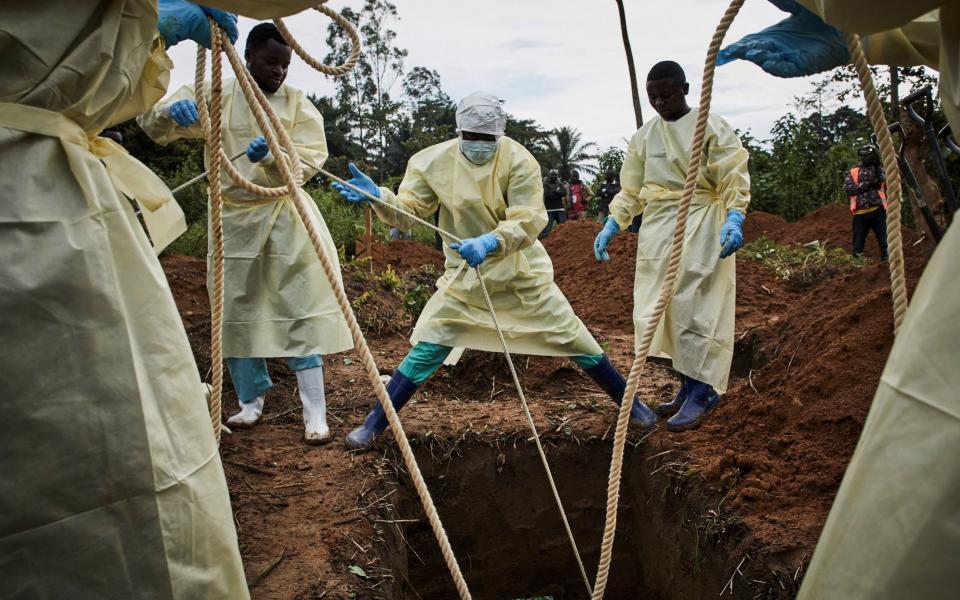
[455, 91, 506, 138]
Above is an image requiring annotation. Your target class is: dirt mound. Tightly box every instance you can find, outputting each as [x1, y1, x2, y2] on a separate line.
[369, 239, 444, 273]
[541, 219, 638, 333]
[746, 204, 933, 262]
[744, 211, 789, 243]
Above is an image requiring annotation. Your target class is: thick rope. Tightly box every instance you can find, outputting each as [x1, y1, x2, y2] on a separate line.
[200, 21, 472, 599]
[845, 34, 908, 333]
[273, 3, 362, 76]
[590, 0, 746, 597]
[195, 36, 226, 442]
[322, 168, 593, 596]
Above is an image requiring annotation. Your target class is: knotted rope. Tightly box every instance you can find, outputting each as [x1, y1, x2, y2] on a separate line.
[590, 1, 745, 597]
[845, 33, 908, 333]
[196, 15, 472, 599]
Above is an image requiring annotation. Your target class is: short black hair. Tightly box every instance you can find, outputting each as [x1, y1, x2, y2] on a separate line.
[246, 23, 288, 54]
[647, 61, 686, 85]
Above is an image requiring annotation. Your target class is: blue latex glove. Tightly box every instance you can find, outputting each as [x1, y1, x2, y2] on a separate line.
[451, 233, 499, 267]
[593, 217, 620, 261]
[717, 0, 847, 78]
[167, 99, 199, 126]
[719, 210, 746, 259]
[157, 0, 238, 49]
[246, 136, 269, 163]
[330, 163, 381, 204]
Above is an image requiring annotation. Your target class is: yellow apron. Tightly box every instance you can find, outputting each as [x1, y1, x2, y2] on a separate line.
[373, 137, 602, 357]
[610, 109, 751, 393]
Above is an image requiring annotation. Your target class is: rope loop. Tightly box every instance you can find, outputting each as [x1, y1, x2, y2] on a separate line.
[274, 3, 362, 76]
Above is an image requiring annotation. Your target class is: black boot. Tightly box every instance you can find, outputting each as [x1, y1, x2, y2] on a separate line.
[583, 356, 657, 430]
[656, 374, 688, 417]
[666, 378, 720, 432]
[344, 371, 418, 451]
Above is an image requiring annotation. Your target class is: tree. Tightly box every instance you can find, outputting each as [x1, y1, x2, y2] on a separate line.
[595, 146, 626, 179]
[544, 126, 598, 180]
[505, 116, 552, 169]
[614, 0, 643, 128]
[324, 0, 408, 181]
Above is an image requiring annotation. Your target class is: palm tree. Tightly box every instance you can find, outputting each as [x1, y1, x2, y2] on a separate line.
[544, 127, 598, 180]
[615, 0, 643, 128]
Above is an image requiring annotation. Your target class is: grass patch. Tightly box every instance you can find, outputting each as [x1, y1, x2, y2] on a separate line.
[743, 236, 869, 288]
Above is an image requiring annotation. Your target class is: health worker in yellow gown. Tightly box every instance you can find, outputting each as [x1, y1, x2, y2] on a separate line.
[593, 60, 751, 432]
[139, 22, 353, 445]
[0, 1, 324, 597]
[331, 91, 659, 451]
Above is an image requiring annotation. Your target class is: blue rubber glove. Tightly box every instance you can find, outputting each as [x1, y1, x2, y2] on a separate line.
[157, 0, 238, 49]
[167, 99, 199, 126]
[246, 136, 269, 163]
[593, 217, 620, 261]
[719, 210, 746, 258]
[717, 0, 847, 78]
[451, 233, 499, 267]
[330, 163, 381, 204]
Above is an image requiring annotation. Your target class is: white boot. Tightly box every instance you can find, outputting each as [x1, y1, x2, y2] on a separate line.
[297, 366, 330, 445]
[227, 395, 264, 429]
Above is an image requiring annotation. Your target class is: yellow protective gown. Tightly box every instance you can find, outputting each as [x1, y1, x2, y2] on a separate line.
[139, 79, 353, 358]
[0, 1, 259, 597]
[787, 3, 960, 598]
[372, 137, 602, 357]
[609, 109, 750, 394]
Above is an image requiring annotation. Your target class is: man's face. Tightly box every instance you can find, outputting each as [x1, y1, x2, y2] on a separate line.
[571, 173, 580, 182]
[246, 39, 292, 94]
[646, 78, 689, 121]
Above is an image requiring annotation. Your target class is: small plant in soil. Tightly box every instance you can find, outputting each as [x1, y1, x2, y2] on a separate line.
[743, 236, 869, 288]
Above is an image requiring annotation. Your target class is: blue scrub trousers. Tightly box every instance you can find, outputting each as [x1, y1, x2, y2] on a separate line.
[226, 354, 323, 403]
[396, 342, 603, 385]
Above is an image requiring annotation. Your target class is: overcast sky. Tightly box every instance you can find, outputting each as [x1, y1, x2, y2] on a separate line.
[166, 0, 822, 151]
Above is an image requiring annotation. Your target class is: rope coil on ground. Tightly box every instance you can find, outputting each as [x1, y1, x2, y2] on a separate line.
[273, 3, 362, 76]
[590, 1, 746, 597]
[845, 33, 909, 333]
[199, 19, 472, 599]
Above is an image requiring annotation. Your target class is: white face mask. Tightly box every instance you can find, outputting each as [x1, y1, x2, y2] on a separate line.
[460, 139, 498, 165]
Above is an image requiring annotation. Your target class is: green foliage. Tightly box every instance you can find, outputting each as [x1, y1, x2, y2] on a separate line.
[307, 186, 372, 253]
[744, 118, 865, 221]
[743, 236, 868, 288]
[543, 126, 597, 180]
[400, 264, 440, 321]
[379, 264, 401, 291]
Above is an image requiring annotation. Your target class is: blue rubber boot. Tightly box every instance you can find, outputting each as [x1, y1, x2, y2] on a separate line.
[656, 374, 688, 417]
[345, 371, 418, 451]
[666, 378, 721, 432]
[583, 356, 657, 431]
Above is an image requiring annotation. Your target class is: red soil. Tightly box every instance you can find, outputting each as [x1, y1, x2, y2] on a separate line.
[542, 208, 931, 555]
[160, 204, 933, 596]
